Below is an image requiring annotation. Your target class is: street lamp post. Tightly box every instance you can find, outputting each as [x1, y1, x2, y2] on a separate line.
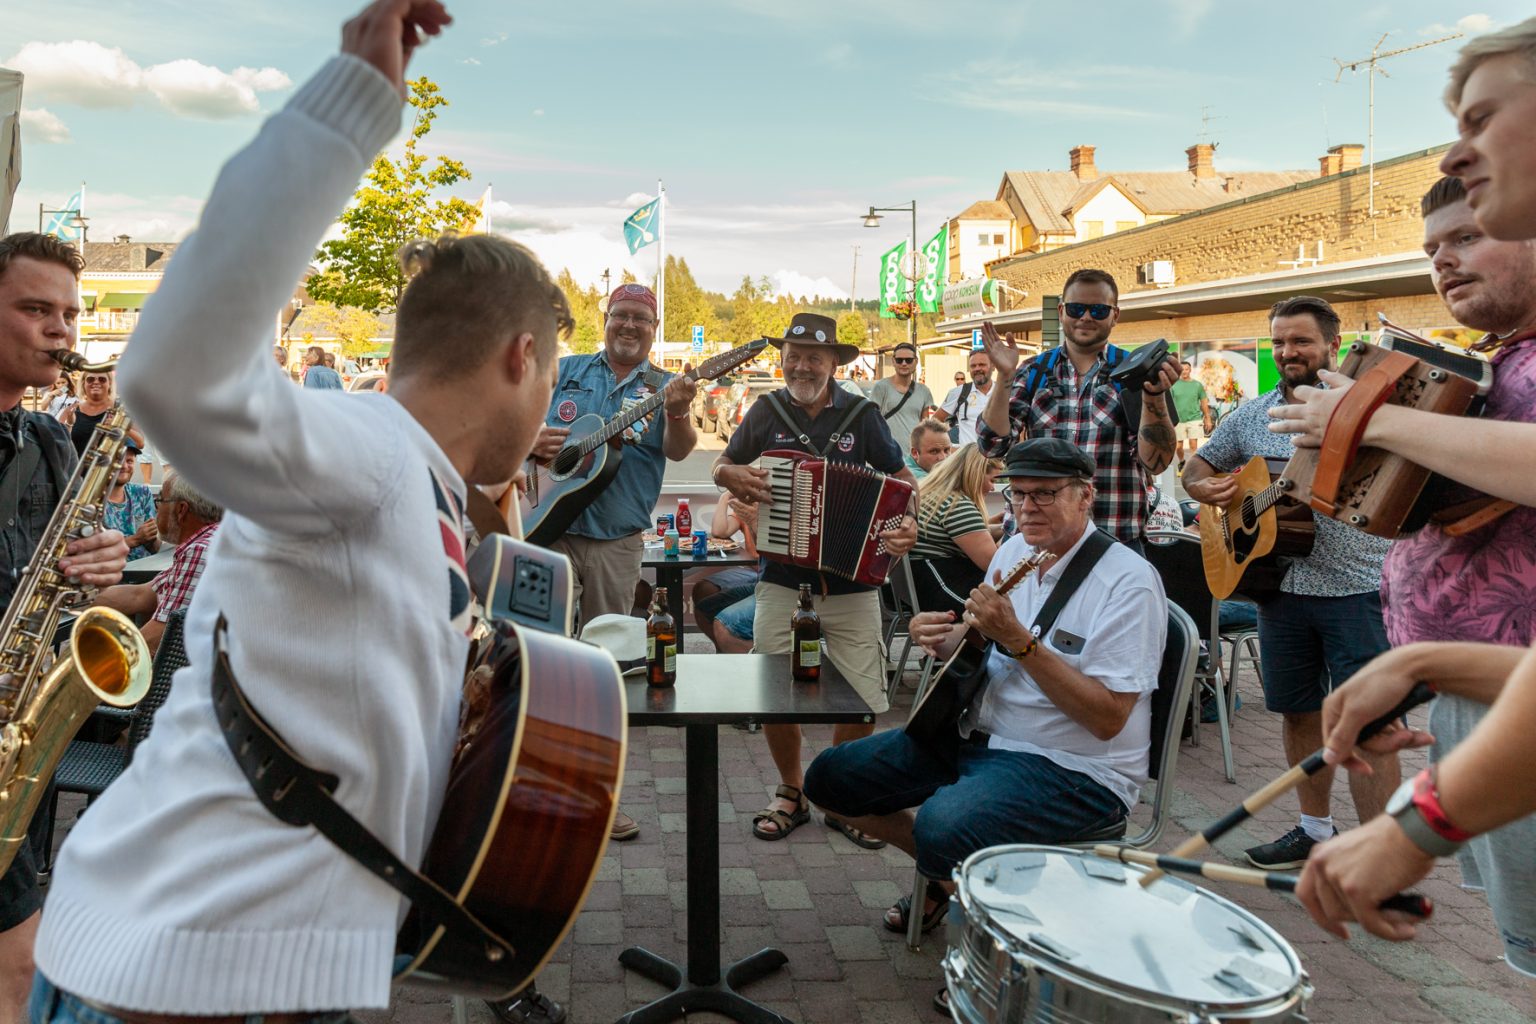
[862, 201, 918, 349]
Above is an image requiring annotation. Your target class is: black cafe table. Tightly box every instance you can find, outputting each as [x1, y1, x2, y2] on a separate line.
[617, 654, 875, 1024]
[641, 552, 758, 633]
[121, 548, 174, 585]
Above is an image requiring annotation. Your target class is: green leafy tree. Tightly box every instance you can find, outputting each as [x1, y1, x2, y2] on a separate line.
[836, 311, 868, 350]
[556, 269, 604, 355]
[308, 77, 478, 313]
[662, 255, 721, 351]
[295, 302, 382, 360]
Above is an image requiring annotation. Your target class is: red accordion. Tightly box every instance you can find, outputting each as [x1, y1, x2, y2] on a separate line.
[758, 450, 914, 587]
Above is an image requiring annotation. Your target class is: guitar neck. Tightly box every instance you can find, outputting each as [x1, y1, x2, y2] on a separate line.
[1249, 480, 1286, 516]
[574, 385, 674, 457]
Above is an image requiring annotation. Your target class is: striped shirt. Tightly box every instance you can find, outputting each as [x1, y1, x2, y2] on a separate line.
[913, 494, 988, 561]
[150, 522, 219, 622]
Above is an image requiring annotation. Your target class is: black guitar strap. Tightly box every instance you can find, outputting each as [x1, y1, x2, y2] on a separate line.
[1029, 528, 1117, 643]
[208, 615, 516, 967]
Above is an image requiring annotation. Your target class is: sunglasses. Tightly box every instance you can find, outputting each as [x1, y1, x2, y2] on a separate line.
[893, 356, 915, 364]
[609, 313, 656, 327]
[1062, 302, 1116, 321]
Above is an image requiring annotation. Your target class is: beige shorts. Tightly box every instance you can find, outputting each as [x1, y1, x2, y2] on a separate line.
[1175, 419, 1206, 443]
[550, 532, 645, 630]
[753, 582, 889, 714]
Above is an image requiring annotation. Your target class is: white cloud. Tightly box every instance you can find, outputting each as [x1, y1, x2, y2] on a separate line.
[19, 107, 70, 144]
[6, 40, 289, 119]
[1164, 0, 1212, 36]
[481, 33, 509, 46]
[820, 43, 853, 65]
[532, 108, 545, 117]
[1421, 14, 1494, 37]
[461, 57, 482, 66]
[771, 270, 847, 301]
[10, 187, 205, 242]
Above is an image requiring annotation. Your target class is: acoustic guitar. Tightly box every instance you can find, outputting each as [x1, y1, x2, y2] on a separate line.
[904, 548, 1055, 759]
[395, 533, 627, 998]
[1198, 455, 1315, 601]
[520, 339, 768, 545]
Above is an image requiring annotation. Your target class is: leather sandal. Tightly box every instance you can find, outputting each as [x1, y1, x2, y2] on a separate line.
[826, 816, 887, 850]
[883, 879, 948, 934]
[752, 783, 810, 840]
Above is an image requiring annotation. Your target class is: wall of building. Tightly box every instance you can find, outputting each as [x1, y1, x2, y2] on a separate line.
[953, 218, 1012, 280]
[1071, 186, 1146, 239]
[989, 145, 1449, 302]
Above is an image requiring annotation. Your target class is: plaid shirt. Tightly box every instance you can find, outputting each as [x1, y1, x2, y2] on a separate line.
[150, 521, 219, 622]
[977, 349, 1147, 543]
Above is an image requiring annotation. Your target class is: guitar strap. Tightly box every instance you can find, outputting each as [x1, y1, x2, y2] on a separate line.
[208, 615, 516, 968]
[1029, 529, 1116, 642]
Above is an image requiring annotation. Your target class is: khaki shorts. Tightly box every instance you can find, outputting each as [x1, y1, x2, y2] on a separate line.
[551, 532, 645, 630]
[753, 582, 889, 714]
[1175, 419, 1206, 443]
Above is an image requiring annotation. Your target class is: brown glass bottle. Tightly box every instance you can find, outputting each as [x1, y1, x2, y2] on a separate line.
[646, 587, 677, 687]
[791, 583, 821, 682]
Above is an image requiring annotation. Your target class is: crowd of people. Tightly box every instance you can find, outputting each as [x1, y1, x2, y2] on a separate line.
[0, 4, 1531, 1023]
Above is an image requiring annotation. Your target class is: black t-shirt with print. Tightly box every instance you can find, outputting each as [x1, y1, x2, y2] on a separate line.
[723, 385, 905, 595]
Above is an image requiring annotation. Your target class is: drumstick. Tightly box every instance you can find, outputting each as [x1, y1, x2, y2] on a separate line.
[1139, 681, 1436, 888]
[1095, 846, 1433, 919]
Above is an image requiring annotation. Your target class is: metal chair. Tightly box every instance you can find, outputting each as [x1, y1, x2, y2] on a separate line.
[41, 610, 189, 876]
[905, 601, 1199, 949]
[882, 557, 928, 706]
[1143, 530, 1235, 784]
[1222, 627, 1262, 693]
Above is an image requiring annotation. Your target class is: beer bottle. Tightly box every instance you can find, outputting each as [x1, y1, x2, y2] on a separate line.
[646, 587, 678, 687]
[791, 584, 821, 682]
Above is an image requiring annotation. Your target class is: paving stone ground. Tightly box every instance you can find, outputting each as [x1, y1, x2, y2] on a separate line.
[57, 638, 1534, 1024]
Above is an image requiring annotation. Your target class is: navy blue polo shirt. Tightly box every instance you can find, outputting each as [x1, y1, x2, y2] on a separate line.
[548, 352, 673, 540]
[722, 384, 905, 595]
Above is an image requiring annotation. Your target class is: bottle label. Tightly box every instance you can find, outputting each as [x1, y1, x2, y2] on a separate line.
[798, 641, 821, 667]
[664, 645, 677, 673]
[647, 636, 656, 661]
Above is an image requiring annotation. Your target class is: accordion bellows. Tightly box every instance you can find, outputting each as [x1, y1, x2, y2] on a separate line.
[758, 450, 914, 587]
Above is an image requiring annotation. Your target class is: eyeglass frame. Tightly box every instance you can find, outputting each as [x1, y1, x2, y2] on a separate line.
[1002, 482, 1083, 507]
[892, 356, 916, 364]
[607, 312, 657, 327]
[1061, 302, 1116, 321]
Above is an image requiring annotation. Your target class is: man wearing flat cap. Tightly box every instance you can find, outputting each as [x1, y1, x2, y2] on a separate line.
[714, 312, 919, 847]
[804, 437, 1166, 939]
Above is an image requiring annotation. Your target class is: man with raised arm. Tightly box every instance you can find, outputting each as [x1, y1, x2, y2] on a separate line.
[31, 5, 576, 1023]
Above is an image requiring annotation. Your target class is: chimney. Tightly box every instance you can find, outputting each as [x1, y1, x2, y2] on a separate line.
[1186, 143, 1216, 180]
[1332, 143, 1364, 172]
[1069, 145, 1097, 182]
[1318, 151, 1343, 176]
[130, 245, 149, 272]
[114, 234, 131, 244]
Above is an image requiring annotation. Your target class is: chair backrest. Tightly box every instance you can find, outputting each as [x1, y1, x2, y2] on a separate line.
[892, 556, 921, 616]
[1126, 602, 1198, 849]
[1143, 530, 1218, 646]
[127, 609, 189, 756]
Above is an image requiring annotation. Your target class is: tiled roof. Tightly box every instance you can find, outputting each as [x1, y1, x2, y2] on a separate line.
[82, 241, 179, 273]
[1001, 169, 1316, 234]
[953, 200, 1012, 221]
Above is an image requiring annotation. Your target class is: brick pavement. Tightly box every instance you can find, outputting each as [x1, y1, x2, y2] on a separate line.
[53, 651, 1532, 1023]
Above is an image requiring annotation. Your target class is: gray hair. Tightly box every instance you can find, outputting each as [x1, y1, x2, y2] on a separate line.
[1446, 16, 1536, 108]
[159, 473, 223, 525]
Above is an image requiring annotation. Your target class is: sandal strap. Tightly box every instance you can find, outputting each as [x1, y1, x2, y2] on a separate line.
[773, 783, 804, 803]
[754, 807, 797, 830]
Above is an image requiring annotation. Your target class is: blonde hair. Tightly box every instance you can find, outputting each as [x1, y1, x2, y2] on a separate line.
[917, 443, 999, 526]
[1446, 16, 1536, 109]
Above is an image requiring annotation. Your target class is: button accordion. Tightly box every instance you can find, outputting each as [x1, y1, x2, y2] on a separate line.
[1279, 317, 1495, 538]
[758, 450, 914, 587]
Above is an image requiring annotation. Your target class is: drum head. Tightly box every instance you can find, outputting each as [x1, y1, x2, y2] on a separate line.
[959, 845, 1302, 1007]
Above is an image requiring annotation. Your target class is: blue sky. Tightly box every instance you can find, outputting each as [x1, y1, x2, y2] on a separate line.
[4, 2, 1523, 303]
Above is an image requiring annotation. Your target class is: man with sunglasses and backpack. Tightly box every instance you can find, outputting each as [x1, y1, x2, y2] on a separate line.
[868, 341, 932, 453]
[976, 268, 1179, 550]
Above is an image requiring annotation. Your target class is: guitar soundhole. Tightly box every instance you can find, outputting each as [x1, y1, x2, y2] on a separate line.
[552, 447, 580, 477]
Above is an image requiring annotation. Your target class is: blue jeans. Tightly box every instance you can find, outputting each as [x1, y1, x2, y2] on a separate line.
[1256, 590, 1389, 714]
[30, 974, 355, 1024]
[803, 729, 1126, 879]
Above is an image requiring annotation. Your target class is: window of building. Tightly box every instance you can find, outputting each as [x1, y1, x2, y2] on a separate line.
[1083, 221, 1104, 239]
[1115, 221, 1138, 233]
[992, 233, 1005, 244]
[976, 233, 991, 245]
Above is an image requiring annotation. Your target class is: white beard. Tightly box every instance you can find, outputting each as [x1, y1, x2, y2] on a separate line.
[787, 376, 827, 405]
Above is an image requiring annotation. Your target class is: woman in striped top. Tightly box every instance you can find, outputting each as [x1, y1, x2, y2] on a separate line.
[909, 443, 1001, 614]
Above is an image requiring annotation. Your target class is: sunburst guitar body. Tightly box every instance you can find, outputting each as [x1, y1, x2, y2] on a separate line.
[1198, 456, 1314, 601]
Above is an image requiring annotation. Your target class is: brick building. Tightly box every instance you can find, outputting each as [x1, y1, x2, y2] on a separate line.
[938, 144, 1458, 403]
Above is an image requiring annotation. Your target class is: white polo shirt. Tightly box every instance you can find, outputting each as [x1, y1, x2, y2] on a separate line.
[967, 522, 1166, 809]
[941, 382, 990, 445]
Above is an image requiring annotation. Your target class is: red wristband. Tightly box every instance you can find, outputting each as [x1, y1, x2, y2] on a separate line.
[1412, 767, 1474, 843]
[666, 411, 689, 421]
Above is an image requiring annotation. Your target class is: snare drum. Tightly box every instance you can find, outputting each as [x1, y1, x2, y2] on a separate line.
[944, 846, 1311, 1024]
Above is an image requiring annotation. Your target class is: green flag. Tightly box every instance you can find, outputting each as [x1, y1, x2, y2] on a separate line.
[623, 197, 660, 254]
[878, 240, 908, 319]
[916, 224, 948, 314]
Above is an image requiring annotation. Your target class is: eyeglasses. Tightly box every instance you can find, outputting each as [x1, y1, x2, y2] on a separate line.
[609, 313, 656, 327]
[893, 356, 915, 364]
[1003, 484, 1075, 507]
[1062, 302, 1116, 321]
[84, 375, 110, 384]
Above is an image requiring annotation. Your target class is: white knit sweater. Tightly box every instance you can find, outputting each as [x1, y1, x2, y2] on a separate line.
[34, 57, 472, 1013]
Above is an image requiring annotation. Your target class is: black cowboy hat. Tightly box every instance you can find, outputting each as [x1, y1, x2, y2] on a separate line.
[767, 313, 861, 366]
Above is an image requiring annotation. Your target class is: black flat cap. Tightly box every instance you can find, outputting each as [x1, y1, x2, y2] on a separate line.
[997, 437, 1096, 480]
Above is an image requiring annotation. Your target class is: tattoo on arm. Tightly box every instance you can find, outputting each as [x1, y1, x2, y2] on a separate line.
[1139, 422, 1177, 472]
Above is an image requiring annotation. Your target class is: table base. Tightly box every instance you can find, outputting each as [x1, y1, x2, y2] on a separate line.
[616, 946, 790, 1024]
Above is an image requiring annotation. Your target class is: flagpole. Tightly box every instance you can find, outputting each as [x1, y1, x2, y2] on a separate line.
[656, 180, 666, 366]
[485, 184, 492, 235]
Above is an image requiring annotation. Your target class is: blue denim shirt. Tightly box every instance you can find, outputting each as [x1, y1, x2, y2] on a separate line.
[548, 352, 673, 540]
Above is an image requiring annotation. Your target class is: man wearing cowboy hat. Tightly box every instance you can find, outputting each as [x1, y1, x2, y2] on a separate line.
[713, 313, 918, 846]
[529, 281, 697, 844]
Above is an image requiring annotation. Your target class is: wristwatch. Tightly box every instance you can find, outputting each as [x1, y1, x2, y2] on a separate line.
[1387, 767, 1471, 857]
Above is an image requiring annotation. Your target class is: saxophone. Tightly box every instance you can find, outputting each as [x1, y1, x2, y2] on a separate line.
[0, 351, 152, 875]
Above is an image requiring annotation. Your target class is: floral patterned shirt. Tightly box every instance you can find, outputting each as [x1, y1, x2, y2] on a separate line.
[1381, 337, 1536, 646]
[1194, 383, 1390, 597]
